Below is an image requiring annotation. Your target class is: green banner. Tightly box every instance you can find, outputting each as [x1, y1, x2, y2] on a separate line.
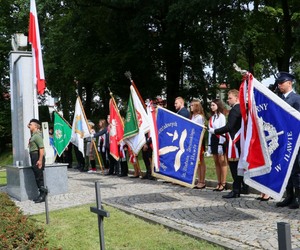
[54, 112, 72, 156]
[123, 92, 139, 139]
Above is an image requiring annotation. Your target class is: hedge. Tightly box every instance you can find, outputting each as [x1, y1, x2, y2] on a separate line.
[0, 192, 59, 249]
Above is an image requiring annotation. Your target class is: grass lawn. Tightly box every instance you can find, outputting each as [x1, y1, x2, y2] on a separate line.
[0, 171, 7, 186]
[0, 148, 13, 167]
[30, 204, 225, 250]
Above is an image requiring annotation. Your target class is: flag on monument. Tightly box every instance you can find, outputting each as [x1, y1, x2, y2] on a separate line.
[239, 73, 300, 200]
[109, 99, 124, 160]
[152, 107, 205, 188]
[29, 0, 46, 95]
[71, 98, 90, 157]
[53, 112, 72, 157]
[123, 85, 150, 155]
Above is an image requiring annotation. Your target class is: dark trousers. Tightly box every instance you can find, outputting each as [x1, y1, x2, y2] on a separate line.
[142, 147, 152, 176]
[74, 145, 85, 169]
[100, 150, 109, 169]
[120, 160, 128, 175]
[108, 154, 119, 175]
[229, 161, 244, 194]
[30, 153, 45, 190]
[65, 143, 73, 168]
[287, 151, 300, 188]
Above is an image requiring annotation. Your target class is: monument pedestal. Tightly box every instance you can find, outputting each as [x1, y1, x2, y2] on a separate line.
[6, 163, 68, 201]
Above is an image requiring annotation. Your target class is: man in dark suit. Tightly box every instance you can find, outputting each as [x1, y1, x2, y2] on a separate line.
[276, 72, 300, 209]
[209, 89, 245, 198]
[174, 97, 190, 119]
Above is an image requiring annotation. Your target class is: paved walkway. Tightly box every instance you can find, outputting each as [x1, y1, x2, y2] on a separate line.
[2, 169, 300, 250]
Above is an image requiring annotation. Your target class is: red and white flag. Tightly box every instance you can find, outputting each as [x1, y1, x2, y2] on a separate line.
[239, 73, 271, 178]
[29, 0, 46, 95]
[109, 99, 124, 160]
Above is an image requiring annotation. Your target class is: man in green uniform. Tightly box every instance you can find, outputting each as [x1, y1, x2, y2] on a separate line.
[28, 119, 45, 203]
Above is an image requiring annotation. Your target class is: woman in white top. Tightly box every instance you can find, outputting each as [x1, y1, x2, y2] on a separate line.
[190, 100, 207, 189]
[208, 99, 227, 191]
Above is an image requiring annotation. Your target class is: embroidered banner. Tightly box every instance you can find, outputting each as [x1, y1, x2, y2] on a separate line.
[152, 107, 205, 188]
[242, 76, 300, 200]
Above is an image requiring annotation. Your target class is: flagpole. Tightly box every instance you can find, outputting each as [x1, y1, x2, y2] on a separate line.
[77, 97, 104, 175]
[109, 89, 144, 178]
[124, 71, 147, 110]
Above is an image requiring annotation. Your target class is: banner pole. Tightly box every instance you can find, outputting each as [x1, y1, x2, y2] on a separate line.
[124, 71, 147, 110]
[77, 97, 104, 174]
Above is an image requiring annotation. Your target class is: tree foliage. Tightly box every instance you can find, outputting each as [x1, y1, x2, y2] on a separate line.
[1, 0, 300, 129]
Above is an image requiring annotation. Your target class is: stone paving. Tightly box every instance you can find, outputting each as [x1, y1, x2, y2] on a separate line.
[2, 169, 300, 250]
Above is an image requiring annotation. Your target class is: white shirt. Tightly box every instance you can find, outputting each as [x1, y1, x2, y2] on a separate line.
[191, 114, 205, 126]
[208, 113, 226, 146]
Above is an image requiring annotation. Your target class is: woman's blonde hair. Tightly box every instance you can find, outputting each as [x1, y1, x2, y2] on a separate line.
[99, 119, 107, 130]
[190, 100, 205, 121]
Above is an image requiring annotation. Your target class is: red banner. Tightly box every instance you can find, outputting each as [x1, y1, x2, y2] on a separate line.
[109, 99, 124, 160]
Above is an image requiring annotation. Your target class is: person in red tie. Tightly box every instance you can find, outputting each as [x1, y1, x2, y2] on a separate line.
[209, 90, 246, 198]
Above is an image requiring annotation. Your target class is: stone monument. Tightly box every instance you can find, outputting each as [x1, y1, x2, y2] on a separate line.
[6, 34, 68, 201]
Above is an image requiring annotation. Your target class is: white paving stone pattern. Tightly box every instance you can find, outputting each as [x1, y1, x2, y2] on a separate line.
[3, 169, 300, 250]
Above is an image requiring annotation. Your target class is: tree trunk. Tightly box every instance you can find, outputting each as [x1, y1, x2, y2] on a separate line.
[278, 0, 292, 71]
[165, 42, 181, 111]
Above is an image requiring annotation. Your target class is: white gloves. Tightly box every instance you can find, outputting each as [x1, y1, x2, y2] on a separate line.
[83, 133, 93, 139]
[218, 145, 223, 155]
[208, 127, 215, 134]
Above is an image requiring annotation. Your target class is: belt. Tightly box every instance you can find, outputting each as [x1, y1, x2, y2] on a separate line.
[30, 150, 39, 154]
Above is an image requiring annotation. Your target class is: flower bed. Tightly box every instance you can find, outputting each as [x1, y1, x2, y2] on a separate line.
[0, 192, 59, 249]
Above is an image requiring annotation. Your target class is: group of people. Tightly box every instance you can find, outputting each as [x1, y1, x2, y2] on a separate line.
[175, 92, 248, 199]
[27, 71, 300, 209]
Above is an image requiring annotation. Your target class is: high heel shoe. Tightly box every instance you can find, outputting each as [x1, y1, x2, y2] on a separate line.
[213, 183, 221, 191]
[260, 195, 270, 201]
[194, 182, 206, 189]
[216, 183, 227, 192]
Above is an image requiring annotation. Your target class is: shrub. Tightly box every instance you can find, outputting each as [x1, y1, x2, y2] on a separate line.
[0, 192, 59, 249]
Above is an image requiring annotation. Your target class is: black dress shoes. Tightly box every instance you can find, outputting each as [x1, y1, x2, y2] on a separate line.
[130, 175, 139, 178]
[117, 174, 127, 177]
[222, 191, 240, 199]
[34, 195, 45, 203]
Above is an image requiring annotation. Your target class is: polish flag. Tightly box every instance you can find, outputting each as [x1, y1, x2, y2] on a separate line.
[240, 73, 271, 178]
[29, 0, 46, 95]
[109, 99, 124, 161]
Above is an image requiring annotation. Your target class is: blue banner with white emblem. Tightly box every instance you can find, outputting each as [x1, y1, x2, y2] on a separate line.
[244, 79, 300, 200]
[152, 107, 205, 188]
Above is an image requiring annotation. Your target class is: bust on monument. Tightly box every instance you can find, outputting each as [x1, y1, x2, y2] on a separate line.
[11, 33, 28, 51]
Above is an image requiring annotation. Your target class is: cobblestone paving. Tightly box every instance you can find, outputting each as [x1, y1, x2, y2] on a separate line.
[3, 169, 300, 250]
